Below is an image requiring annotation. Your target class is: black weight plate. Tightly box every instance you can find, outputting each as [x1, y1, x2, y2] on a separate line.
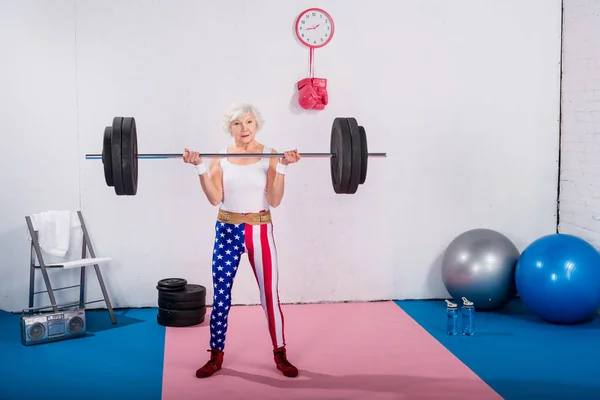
[158, 306, 206, 320]
[157, 278, 188, 290]
[121, 117, 138, 196]
[156, 285, 185, 292]
[111, 117, 125, 195]
[344, 117, 362, 194]
[102, 126, 114, 187]
[158, 284, 207, 302]
[157, 312, 206, 327]
[158, 298, 205, 310]
[359, 126, 368, 184]
[330, 118, 352, 194]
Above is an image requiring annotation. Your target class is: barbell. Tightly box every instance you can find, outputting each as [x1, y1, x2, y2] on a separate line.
[85, 116, 387, 196]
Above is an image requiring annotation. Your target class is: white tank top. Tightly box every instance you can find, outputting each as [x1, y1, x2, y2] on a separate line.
[218, 146, 272, 213]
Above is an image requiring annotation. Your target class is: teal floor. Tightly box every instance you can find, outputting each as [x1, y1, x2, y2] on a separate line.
[1, 299, 600, 399]
[0, 308, 165, 400]
[396, 299, 600, 399]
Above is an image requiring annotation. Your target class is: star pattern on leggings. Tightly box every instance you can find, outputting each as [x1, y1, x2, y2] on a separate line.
[210, 222, 246, 350]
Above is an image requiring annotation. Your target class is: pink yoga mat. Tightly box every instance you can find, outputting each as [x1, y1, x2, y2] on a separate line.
[162, 301, 501, 399]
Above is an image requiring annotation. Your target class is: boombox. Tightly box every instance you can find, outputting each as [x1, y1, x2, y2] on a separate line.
[20, 308, 86, 346]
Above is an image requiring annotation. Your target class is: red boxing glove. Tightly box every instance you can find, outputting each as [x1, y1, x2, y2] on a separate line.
[311, 78, 328, 110]
[297, 78, 320, 110]
[297, 78, 328, 110]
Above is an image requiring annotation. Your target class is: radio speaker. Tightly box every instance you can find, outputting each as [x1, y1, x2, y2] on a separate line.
[20, 308, 86, 346]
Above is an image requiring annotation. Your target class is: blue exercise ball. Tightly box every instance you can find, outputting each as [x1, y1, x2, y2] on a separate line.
[515, 233, 600, 324]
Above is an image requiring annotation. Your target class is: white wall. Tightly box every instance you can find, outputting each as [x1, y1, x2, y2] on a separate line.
[0, 0, 562, 312]
[559, 0, 600, 246]
[0, 1, 82, 311]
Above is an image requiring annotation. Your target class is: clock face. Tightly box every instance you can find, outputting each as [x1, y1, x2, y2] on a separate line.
[295, 8, 334, 48]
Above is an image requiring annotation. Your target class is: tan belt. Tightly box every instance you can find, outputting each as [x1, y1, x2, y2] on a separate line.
[217, 209, 272, 225]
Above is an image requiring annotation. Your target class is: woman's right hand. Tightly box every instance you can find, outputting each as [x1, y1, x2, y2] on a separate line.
[183, 148, 202, 165]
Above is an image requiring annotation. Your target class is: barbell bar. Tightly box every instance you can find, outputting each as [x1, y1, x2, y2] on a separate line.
[86, 116, 387, 196]
[86, 152, 388, 159]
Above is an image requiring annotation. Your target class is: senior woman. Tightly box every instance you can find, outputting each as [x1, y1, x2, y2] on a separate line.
[183, 102, 301, 379]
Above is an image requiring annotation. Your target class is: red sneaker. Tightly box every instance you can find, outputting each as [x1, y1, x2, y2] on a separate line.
[195, 348, 224, 378]
[273, 347, 299, 378]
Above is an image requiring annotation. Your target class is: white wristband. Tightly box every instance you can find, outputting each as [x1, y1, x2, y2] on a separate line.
[194, 163, 207, 175]
[276, 163, 287, 175]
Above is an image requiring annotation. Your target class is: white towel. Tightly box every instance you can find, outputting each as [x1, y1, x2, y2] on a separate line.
[27, 211, 81, 257]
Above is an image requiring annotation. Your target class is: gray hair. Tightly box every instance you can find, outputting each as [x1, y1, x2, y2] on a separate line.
[222, 102, 265, 135]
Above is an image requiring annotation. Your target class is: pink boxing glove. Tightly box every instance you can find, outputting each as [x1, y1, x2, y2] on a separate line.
[297, 78, 328, 110]
[297, 78, 320, 110]
[311, 78, 328, 110]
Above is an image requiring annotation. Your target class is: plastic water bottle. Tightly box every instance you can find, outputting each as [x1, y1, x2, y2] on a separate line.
[461, 297, 475, 335]
[445, 299, 459, 335]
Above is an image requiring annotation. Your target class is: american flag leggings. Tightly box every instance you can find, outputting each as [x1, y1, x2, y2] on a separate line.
[208, 219, 286, 351]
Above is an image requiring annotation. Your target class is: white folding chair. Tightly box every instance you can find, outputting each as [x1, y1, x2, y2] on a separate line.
[24, 211, 116, 324]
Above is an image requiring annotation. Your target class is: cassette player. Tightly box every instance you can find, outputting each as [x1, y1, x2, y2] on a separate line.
[21, 308, 86, 346]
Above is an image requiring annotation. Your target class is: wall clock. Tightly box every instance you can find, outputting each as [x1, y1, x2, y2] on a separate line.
[295, 8, 335, 49]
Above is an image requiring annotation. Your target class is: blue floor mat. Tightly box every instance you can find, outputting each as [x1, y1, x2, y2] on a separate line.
[395, 298, 600, 399]
[0, 308, 165, 400]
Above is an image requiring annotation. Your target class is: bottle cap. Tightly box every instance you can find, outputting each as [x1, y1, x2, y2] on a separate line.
[462, 297, 474, 307]
[445, 299, 457, 308]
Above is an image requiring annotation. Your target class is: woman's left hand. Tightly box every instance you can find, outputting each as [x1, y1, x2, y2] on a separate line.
[281, 149, 301, 165]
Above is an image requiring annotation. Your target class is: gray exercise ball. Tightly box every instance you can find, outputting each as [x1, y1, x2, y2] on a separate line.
[441, 228, 520, 311]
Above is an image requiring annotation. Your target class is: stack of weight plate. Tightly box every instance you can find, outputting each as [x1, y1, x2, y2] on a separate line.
[156, 278, 207, 327]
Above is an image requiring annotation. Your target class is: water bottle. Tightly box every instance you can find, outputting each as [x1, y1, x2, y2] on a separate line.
[445, 299, 459, 335]
[461, 297, 475, 335]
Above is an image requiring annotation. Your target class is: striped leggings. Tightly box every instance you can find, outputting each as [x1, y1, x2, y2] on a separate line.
[208, 219, 286, 351]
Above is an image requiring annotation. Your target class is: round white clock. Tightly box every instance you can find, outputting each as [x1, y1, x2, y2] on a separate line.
[295, 8, 335, 48]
